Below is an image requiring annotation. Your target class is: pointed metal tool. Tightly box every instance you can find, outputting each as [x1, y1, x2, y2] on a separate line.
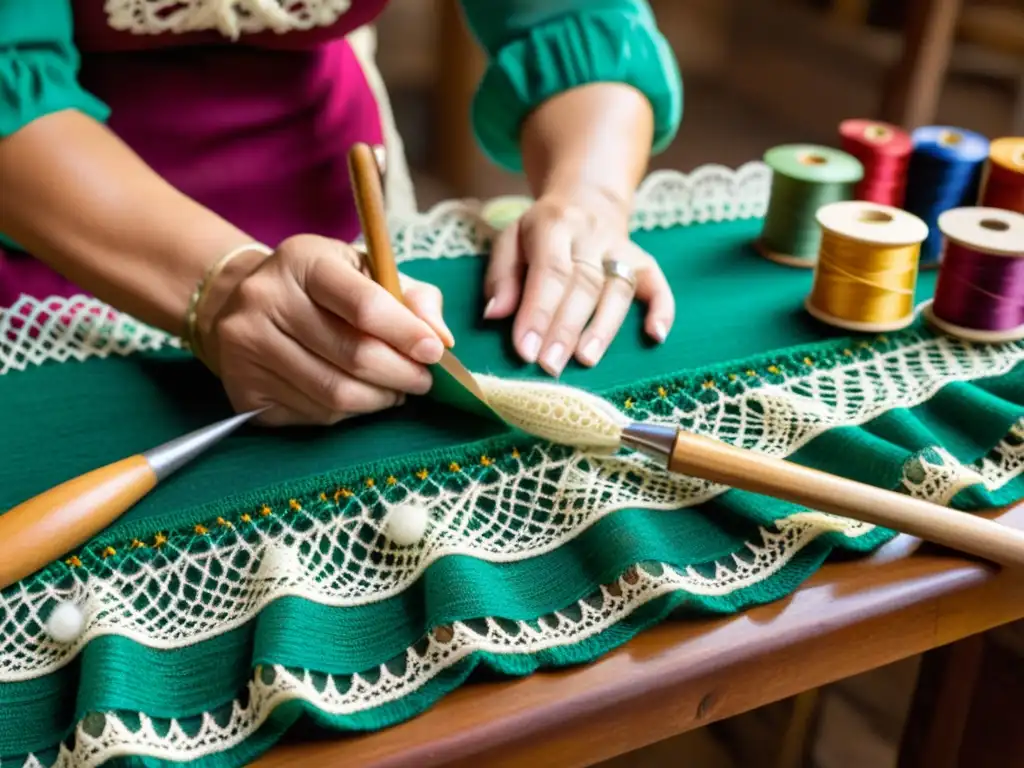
[0, 409, 260, 589]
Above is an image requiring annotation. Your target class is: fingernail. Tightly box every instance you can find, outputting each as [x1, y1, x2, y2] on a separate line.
[483, 297, 497, 319]
[521, 331, 541, 363]
[541, 342, 568, 376]
[579, 338, 604, 367]
[652, 321, 669, 343]
[411, 337, 444, 364]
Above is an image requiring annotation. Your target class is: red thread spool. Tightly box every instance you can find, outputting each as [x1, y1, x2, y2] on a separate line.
[839, 119, 913, 207]
[980, 137, 1024, 214]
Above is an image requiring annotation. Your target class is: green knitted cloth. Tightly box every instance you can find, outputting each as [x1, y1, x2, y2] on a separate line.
[1, 163, 1023, 768]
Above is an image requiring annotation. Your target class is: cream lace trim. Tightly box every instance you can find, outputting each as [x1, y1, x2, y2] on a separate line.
[105, 0, 353, 38]
[23, 426, 1024, 768]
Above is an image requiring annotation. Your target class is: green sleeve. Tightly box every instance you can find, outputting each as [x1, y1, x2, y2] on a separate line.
[458, 0, 683, 172]
[0, 0, 109, 138]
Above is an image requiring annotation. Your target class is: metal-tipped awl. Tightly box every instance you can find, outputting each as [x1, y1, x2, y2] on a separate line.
[0, 409, 261, 589]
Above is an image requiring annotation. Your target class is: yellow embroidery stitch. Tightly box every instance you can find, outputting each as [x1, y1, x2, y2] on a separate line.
[216, 517, 233, 529]
[153, 533, 168, 547]
[194, 524, 208, 535]
[416, 469, 429, 480]
[449, 462, 461, 472]
[387, 475, 398, 485]
[130, 539, 146, 549]
[240, 513, 252, 523]
[66, 556, 82, 568]
[289, 499, 301, 510]
[259, 505, 272, 517]
[480, 455, 492, 467]
[102, 546, 116, 559]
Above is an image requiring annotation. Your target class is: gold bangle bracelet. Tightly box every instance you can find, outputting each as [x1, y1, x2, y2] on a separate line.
[182, 242, 273, 361]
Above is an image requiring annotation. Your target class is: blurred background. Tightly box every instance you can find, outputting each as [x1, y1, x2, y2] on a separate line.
[368, 2, 1023, 765]
[374, 0, 1022, 209]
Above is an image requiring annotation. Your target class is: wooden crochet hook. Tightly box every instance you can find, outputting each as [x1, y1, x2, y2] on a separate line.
[621, 423, 1024, 569]
[347, 143, 501, 420]
[0, 410, 258, 589]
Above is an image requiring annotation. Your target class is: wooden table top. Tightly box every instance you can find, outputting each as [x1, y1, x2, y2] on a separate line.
[256, 506, 1024, 768]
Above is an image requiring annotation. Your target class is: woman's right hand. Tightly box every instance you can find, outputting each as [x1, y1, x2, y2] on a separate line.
[197, 234, 453, 427]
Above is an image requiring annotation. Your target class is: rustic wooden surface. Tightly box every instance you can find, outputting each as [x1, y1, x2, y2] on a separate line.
[255, 505, 1024, 768]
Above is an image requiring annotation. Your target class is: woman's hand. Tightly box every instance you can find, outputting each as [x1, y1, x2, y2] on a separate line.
[197, 234, 453, 427]
[482, 188, 675, 377]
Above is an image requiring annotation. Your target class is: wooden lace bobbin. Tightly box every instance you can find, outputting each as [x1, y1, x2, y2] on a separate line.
[921, 207, 1024, 344]
[481, 196, 533, 232]
[979, 137, 1024, 215]
[839, 119, 913, 207]
[758, 145, 864, 268]
[805, 201, 928, 333]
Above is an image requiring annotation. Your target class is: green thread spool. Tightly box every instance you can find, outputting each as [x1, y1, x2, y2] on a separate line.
[758, 145, 865, 268]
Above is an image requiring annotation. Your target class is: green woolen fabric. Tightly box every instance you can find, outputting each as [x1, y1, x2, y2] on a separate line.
[1, 216, 1023, 767]
[0, 218, 944, 524]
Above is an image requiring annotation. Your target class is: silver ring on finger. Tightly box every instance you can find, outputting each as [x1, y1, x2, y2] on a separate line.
[603, 258, 637, 291]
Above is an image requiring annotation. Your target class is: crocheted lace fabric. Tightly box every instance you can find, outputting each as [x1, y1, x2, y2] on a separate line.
[2, 162, 1024, 768]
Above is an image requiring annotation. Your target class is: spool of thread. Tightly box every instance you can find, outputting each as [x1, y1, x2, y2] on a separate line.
[922, 207, 1024, 343]
[979, 137, 1024, 214]
[904, 126, 990, 266]
[758, 145, 864, 268]
[839, 119, 913, 207]
[805, 201, 928, 333]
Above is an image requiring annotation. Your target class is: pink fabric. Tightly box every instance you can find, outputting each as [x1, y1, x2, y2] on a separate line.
[0, 0, 389, 307]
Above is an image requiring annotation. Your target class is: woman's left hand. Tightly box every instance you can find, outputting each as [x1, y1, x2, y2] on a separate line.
[482, 189, 675, 377]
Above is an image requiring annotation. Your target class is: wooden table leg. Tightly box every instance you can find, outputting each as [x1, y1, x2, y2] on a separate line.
[879, 0, 963, 128]
[898, 626, 1024, 768]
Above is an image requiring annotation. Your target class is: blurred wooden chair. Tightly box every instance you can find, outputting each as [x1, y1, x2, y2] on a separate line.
[881, 0, 1024, 131]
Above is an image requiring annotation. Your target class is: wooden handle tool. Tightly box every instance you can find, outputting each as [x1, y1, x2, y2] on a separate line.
[347, 143, 501, 419]
[0, 410, 258, 589]
[621, 423, 1024, 569]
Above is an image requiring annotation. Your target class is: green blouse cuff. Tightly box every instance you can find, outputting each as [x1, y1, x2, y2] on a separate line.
[470, 6, 683, 173]
[0, 0, 109, 139]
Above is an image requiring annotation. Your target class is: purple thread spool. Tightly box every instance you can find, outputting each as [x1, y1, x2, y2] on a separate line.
[923, 207, 1024, 343]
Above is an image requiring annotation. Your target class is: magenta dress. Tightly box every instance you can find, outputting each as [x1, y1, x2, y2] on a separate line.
[0, 0, 387, 307]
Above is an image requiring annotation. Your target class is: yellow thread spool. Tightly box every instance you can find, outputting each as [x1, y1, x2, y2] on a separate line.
[806, 201, 929, 332]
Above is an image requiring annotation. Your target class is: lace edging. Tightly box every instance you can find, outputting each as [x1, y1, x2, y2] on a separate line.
[388, 162, 772, 263]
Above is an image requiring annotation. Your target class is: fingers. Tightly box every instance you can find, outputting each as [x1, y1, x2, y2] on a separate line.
[289, 237, 446, 365]
[274, 304, 433, 395]
[631, 245, 675, 343]
[576, 266, 636, 367]
[537, 239, 606, 376]
[483, 221, 524, 320]
[400, 274, 455, 348]
[512, 219, 575, 364]
[259, 329, 406, 418]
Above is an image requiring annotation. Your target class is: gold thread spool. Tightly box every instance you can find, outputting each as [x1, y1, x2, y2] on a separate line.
[805, 201, 929, 332]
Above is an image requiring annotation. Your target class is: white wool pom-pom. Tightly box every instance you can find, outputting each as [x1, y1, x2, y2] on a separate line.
[386, 504, 429, 546]
[46, 601, 85, 644]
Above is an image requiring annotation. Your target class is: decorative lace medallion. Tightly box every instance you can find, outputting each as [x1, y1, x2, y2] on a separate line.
[105, 0, 354, 39]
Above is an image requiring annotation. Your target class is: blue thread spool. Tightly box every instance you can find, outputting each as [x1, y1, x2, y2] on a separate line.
[909, 126, 987, 268]
[904, 126, 990, 266]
